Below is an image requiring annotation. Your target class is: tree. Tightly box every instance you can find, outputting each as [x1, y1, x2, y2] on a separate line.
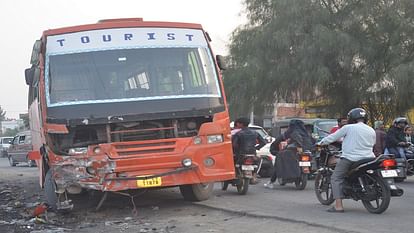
[225, 0, 414, 124]
[20, 113, 30, 130]
[2, 128, 19, 137]
[0, 105, 6, 121]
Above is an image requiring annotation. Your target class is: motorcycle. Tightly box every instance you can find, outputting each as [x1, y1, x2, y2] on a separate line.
[403, 144, 414, 175]
[221, 154, 258, 195]
[387, 144, 414, 182]
[277, 151, 312, 190]
[314, 145, 403, 214]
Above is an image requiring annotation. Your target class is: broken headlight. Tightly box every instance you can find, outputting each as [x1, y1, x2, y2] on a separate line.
[68, 147, 88, 155]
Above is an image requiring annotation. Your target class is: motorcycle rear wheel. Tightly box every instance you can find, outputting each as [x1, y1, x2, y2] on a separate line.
[361, 175, 391, 214]
[295, 173, 308, 190]
[236, 178, 249, 195]
[314, 171, 334, 205]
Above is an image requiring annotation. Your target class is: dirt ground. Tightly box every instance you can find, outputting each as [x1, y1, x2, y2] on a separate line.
[0, 163, 240, 233]
[1, 159, 348, 233]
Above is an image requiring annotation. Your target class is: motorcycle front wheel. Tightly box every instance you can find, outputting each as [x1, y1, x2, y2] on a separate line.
[314, 171, 334, 205]
[236, 178, 249, 195]
[361, 175, 391, 214]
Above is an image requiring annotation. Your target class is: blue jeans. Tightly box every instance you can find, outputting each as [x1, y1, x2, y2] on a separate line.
[384, 147, 406, 159]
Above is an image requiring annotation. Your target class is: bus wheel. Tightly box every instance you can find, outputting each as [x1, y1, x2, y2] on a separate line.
[179, 183, 214, 201]
[44, 170, 58, 210]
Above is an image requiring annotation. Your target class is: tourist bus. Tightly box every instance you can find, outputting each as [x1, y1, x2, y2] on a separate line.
[25, 18, 234, 210]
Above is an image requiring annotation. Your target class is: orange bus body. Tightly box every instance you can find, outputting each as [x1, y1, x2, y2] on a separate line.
[26, 18, 234, 204]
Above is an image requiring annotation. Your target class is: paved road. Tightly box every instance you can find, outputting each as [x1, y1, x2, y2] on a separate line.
[200, 176, 414, 233]
[1, 157, 413, 233]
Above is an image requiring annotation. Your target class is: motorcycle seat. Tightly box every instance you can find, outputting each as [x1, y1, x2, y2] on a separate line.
[349, 157, 377, 170]
[348, 155, 386, 174]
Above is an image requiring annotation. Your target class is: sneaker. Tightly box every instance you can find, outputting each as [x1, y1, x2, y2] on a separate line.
[264, 181, 275, 189]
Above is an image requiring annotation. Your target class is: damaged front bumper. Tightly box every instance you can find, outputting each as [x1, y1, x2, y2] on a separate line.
[50, 141, 234, 193]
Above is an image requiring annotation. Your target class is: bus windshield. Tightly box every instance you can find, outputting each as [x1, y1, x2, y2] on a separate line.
[47, 47, 220, 106]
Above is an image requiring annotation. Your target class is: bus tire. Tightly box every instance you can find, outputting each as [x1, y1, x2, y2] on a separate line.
[44, 170, 58, 210]
[179, 183, 214, 201]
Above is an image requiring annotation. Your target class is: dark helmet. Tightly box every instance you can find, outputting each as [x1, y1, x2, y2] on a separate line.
[393, 117, 408, 126]
[347, 108, 367, 124]
[235, 117, 250, 127]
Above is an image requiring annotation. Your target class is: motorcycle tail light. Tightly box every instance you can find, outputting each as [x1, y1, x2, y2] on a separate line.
[382, 159, 396, 169]
[244, 158, 254, 165]
[301, 155, 311, 161]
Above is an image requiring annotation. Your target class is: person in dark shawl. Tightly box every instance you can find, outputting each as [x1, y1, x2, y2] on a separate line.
[264, 119, 313, 189]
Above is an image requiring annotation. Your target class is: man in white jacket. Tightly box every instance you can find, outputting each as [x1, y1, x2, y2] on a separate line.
[318, 108, 376, 213]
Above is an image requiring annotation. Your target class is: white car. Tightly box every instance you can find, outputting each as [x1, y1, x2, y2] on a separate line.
[0, 136, 13, 157]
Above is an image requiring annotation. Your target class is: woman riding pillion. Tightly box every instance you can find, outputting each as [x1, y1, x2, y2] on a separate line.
[264, 119, 313, 189]
[317, 108, 376, 213]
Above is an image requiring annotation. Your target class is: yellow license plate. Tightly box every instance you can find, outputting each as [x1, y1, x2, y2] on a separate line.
[136, 176, 162, 187]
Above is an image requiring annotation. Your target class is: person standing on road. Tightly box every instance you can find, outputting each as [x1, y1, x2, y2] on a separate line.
[373, 121, 386, 157]
[232, 117, 267, 184]
[318, 108, 376, 213]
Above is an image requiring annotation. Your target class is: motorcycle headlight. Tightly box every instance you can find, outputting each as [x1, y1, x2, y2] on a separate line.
[207, 135, 223, 144]
[68, 147, 88, 155]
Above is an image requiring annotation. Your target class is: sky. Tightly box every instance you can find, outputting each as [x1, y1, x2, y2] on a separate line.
[0, 0, 245, 119]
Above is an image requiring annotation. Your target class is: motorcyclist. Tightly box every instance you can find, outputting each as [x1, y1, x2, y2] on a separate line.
[330, 117, 348, 134]
[318, 108, 376, 213]
[403, 125, 414, 160]
[404, 125, 414, 145]
[384, 117, 408, 159]
[264, 119, 313, 189]
[232, 117, 267, 184]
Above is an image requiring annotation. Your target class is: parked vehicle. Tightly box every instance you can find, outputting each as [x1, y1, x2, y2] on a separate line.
[7, 131, 36, 167]
[277, 150, 312, 190]
[0, 136, 13, 157]
[272, 118, 337, 142]
[221, 154, 258, 195]
[249, 125, 275, 177]
[314, 145, 403, 214]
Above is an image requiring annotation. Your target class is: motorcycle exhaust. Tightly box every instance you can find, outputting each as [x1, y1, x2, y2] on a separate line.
[390, 188, 404, 197]
[385, 178, 404, 197]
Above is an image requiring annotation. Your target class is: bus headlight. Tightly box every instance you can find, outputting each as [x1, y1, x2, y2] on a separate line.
[193, 136, 202, 145]
[68, 147, 88, 155]
[182, 158, 192, 167]
[207, 135, 223, 144]
[93, 146, 102, 154]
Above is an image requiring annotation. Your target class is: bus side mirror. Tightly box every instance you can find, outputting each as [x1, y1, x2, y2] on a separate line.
[216, 55, 227, 70]
[25, 67, 35, 85]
